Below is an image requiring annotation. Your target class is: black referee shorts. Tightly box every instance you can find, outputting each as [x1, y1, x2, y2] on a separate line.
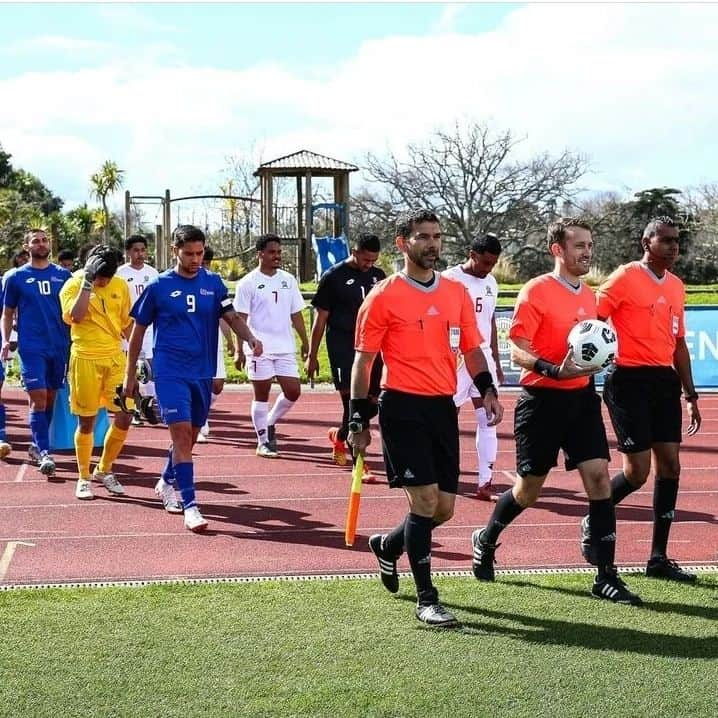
[602, 365, 682, 453]
[327, 337, 382, 396]
[514, 385, 610, 478]
[378, 389, 460, 493]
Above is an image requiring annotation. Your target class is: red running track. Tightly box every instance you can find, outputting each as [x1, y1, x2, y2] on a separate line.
[1, 386, 716, 586]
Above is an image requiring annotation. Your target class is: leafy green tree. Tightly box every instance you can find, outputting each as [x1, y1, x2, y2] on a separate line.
[90, 160, 124, 242]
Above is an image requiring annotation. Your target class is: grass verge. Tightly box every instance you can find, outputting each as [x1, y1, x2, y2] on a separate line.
[1, 572, 716, 718]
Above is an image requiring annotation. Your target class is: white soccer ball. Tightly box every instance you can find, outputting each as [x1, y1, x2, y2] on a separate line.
[567, 319, 617, 370]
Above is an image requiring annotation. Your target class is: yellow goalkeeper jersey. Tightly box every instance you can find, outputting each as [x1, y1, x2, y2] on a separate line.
[60, 272, 131, 359]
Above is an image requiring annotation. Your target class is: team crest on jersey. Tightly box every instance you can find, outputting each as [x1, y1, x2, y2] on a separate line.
[281, 281, 288, 288]
[485, 287, 493, 295]
[200, 288, 214, 295]
[170, 290, 182, 297]
[51, 276, 64, 282]
[144, 276, 149, 282]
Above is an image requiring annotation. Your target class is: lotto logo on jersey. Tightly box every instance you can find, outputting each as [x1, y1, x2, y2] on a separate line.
[346, 279, 355, 285]
[25, 277, 36, 283]
[170, 290, 182, 298]
[258, 284, 265, 289]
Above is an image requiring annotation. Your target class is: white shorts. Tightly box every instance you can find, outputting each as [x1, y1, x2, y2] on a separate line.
[454, 348, 498, 407]
[122, 326, 154, 360]
[215, 335, 226, 379]
[246, 353, 299, 382]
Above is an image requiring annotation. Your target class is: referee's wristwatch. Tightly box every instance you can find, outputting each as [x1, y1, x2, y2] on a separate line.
[348, 419, 367, 434]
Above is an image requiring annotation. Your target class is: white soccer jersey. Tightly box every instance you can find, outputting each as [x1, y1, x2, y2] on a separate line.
[233, 268, 305, 355]
[117, 262, 159, 357]
[442, 265, 499, 349]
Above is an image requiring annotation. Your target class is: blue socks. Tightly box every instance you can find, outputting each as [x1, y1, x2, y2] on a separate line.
[173, 462, 196, 509]
[29, 410, 50, 453]
[0, 404, 6, 441]
[161, 446, 175, 485]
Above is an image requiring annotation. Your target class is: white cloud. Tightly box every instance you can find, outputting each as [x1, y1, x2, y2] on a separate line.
[2, 3, 717, 210]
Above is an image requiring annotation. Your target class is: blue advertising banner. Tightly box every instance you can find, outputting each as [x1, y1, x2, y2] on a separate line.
[496, 306, 718, 389]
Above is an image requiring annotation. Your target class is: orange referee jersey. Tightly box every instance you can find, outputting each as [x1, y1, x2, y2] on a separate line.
[597, 261, 685, 367]
[355, 273, 483, 396]
[510, 273, 596, 390]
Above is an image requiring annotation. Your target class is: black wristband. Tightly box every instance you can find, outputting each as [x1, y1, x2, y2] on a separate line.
[348, 398, 371, 432]
[534, 358, 561, 380]
[472, 371, 498, 399]
[684, 392, 699, 402]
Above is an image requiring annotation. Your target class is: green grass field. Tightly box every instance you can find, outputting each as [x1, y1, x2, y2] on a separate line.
[2, 572, 716, 718]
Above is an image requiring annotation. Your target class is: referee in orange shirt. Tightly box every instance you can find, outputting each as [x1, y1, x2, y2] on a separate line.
[584, 216, 702, 583]
[349, 209, 504, 628]
[471, 218, 641, 604]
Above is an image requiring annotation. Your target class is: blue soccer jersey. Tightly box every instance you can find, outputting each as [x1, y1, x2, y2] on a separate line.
[2, 264, 71, 354]
[131, 267, 229, 379]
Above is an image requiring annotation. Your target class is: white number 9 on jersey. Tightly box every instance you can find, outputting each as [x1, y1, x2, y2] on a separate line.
[186, 294, 196, 313]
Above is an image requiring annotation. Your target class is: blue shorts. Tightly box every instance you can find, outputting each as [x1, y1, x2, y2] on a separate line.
[18, 350, 67, 391]
[155, 377, 212, 427]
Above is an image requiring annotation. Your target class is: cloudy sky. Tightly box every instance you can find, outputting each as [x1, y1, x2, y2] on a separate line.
[1, 1, 717, 215]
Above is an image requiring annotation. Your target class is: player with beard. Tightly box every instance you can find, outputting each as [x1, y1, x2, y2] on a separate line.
[353, 208, 504, 627]
[124, 225, 261, 532]
[581, 217, 702, 583]
[470, 218, 641, 604]
[1, 229, 71, 475]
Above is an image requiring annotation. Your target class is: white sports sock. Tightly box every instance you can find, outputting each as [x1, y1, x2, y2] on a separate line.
[267, 393, 295, 427]
[251, 400, 269, 444]
[210, 392, 219, 407]
[475, 407, 498, 486]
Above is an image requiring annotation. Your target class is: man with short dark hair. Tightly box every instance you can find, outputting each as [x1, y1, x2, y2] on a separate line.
[57, 249, 76, 271]
[306, 233, 385, 477]
[117, 234, 159, 426]
[353, 208, 504, 628]
[584, 216, 701, 583]
[470, 218, 641, 604]
[59, 244, 132, 498]
[233, 234, 309, 458]
[443, 233, 505, 500]
[124, 225, 261, 531]
[1, 229, 71, 475]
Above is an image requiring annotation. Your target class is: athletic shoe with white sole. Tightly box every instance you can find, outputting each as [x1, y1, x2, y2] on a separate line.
[154, 477, 183, 514]
[256, 442, 278, 458]
[94, 470, 125, 496]
[591, 569, 643, 605]
[196, 432, 208, 443]
[38, 451, 56, 477]
[184, 506, 208, 532]
[471, 528, 499, 581]
[368, 533, 399, 593]
[415, 602, 459, 628]
[75, 478, 94, 500]
[200, 421, 210, 437]
[0, 440, 11, 460]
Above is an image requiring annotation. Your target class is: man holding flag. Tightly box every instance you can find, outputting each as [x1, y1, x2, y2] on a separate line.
[349, 209, 504, 628]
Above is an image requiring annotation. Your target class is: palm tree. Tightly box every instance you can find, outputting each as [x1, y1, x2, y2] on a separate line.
[90, 160, 124, 242]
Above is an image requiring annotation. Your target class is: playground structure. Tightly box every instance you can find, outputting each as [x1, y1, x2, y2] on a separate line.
[124, 150, 358, 281]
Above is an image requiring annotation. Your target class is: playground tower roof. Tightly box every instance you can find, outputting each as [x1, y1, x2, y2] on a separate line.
[254, 150, 359, 177]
